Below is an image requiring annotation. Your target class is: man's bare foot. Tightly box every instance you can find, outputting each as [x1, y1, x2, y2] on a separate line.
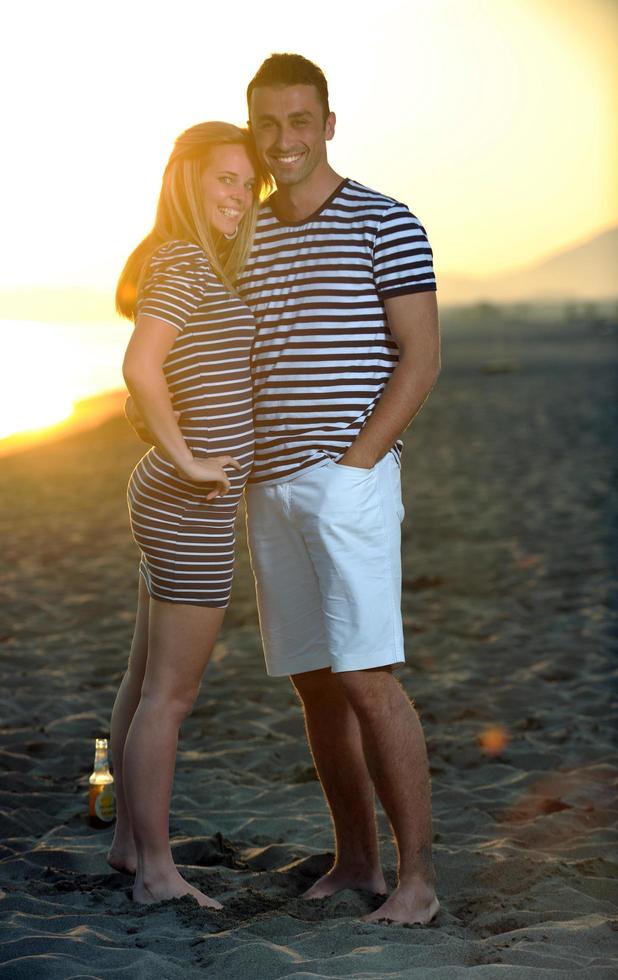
[106, 844, 137, 876]
[303, 865, 387, 900]
[363, 877, 439, 925]
[132, 868, 222, 909]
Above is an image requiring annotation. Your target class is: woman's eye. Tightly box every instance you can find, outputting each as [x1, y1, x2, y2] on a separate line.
[219, 176, 233, 184]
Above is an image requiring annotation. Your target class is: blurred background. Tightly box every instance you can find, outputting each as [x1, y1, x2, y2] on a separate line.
[0, 0, 616, 447]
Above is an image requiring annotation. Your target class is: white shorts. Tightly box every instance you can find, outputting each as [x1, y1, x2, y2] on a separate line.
[246, 453, 405, 676]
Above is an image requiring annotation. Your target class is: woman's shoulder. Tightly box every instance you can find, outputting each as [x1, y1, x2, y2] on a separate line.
[149, 239, 211, 271]
[139, 241, 216, 314]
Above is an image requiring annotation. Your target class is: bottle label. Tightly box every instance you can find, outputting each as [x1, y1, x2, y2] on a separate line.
[94, 786, 115, 823]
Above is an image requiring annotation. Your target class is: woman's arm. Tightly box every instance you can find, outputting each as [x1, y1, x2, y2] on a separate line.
[122, 315, 239, 497]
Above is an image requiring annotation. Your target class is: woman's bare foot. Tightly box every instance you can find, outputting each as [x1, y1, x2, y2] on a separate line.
[132, 868, 222, 909]
[363, 877, 439, 925]
[107, 832, 137, 875]
[303, 863, 387, 900]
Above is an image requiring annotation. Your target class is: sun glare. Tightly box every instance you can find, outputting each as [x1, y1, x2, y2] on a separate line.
[0, 398, 75, 441]
[0, 323, 77, 440]
[0, 319, 129, 446]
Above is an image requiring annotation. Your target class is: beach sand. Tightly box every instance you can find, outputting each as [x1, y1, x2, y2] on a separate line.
[0, 309, 616, 978]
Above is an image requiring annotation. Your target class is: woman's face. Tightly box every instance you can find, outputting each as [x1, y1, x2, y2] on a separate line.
[201, 144, 256, 236]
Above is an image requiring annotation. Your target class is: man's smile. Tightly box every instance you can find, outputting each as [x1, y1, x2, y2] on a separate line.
[270, 150, 306, 166]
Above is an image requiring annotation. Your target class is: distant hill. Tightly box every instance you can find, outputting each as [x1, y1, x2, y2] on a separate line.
[438, 227, 618, 306]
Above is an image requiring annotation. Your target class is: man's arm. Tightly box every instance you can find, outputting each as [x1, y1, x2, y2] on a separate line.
[125, 394, 155, 444]
[125, 393, 181, 444]
[339, 290, 440, 469]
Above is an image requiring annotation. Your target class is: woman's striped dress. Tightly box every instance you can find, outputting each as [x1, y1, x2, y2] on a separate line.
[127, 240, 255, 607]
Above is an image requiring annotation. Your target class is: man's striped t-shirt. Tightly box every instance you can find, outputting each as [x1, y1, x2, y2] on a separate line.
[238, 178, 436, 485]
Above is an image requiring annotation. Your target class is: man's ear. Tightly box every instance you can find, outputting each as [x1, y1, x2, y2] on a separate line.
[325, 112, 336, 141]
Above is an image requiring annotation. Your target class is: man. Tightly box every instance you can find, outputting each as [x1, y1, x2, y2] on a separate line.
[240, 54, 440, 925]
[129, 53, 440, 924]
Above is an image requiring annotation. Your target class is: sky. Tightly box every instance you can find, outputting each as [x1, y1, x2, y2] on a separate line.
[1, 0, 616, 291]
[0, 0, 616, 440]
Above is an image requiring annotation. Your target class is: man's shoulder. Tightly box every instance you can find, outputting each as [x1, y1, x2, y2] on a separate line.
[343, 181, 432, 248]
[340, 179, 410, 217]
[343, 179, 399, 208]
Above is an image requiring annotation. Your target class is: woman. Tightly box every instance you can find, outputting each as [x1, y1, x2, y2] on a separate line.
[108, 122, 270, 907]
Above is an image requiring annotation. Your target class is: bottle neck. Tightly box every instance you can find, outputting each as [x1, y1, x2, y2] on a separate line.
[93, 740, 111, 774]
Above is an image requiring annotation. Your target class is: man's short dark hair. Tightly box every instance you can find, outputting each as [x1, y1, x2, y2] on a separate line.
[247, 53, 330, 121]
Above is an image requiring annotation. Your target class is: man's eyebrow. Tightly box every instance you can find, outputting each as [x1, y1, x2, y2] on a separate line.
[254, 110, 313, 122]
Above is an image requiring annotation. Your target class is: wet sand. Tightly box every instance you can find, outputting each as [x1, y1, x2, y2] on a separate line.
[0, 310, 616, 978]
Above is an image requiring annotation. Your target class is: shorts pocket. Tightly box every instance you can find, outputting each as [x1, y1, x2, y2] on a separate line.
[330, 460, 376, 478]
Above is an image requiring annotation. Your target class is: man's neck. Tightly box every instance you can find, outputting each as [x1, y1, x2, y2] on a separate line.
[272, 166, 344, 223]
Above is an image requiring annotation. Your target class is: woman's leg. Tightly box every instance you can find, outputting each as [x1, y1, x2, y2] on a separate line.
[107, 575, 150, 873]
[123, 597, 225, 906]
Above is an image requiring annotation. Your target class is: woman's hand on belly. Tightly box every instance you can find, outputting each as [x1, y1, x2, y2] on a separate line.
[176, 455, 242, 500]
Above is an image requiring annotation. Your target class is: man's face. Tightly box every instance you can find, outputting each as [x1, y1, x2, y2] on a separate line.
[249, 84, 335, 188]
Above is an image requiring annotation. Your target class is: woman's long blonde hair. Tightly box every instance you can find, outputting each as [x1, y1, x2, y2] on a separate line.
[116, 122, 272, 319]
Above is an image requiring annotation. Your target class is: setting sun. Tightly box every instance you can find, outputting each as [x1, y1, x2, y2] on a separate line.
[0, 323, 75, 440]
[0, 320, 127, 443]
[0, 399, 75, 441]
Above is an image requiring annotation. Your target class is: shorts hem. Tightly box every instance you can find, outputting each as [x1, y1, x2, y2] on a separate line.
[331, 651, 405, 674]
[265, 649, 405, 677]
[265, 655, 331, 678]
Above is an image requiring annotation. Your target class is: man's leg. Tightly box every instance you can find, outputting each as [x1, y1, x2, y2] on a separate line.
[291, 667, 386, 898]
[246, 481, 387, 895]
[336, 665, 439, 924]
[246, 463, 437, 919]
[294, 457, 438, 921]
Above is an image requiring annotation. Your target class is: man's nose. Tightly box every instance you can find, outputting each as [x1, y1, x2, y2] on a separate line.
[275, 124, 296, 149]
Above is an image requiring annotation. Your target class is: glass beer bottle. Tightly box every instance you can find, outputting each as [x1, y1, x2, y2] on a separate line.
[88, 737, 115, 828]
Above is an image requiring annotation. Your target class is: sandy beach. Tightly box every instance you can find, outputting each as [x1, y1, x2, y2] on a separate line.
[0, 308, 616, 978]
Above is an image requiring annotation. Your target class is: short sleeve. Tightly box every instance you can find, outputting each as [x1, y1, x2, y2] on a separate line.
[137, 241, 210, 331]
[373, 204, 437, 299]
